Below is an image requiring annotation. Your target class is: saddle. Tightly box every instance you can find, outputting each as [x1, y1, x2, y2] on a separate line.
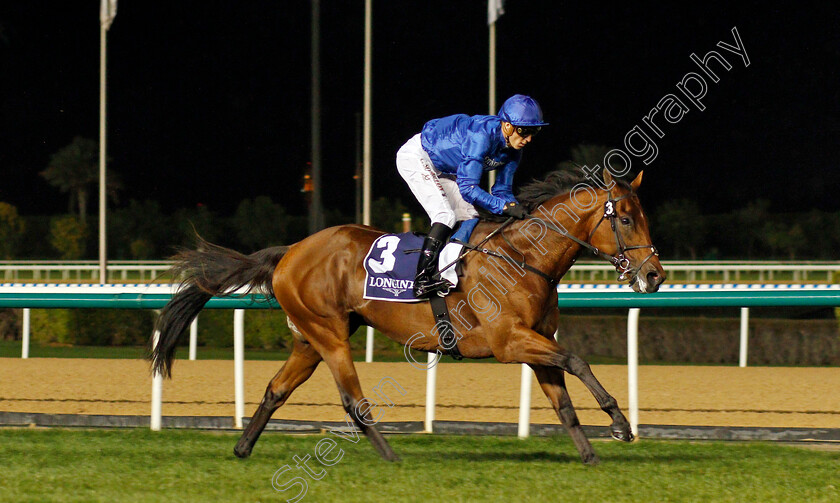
[363, 220, 480, 360]
[362, 232, 462, 302]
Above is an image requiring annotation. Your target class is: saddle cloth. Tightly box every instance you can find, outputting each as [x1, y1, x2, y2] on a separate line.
[363, 232, 463, 302]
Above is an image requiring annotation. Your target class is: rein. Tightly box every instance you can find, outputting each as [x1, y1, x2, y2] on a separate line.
[455, 235, 557, 285]
[440, 218, 556, 285]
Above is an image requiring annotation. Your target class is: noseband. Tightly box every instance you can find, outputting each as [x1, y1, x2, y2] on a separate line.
[528, 190, 659, 283]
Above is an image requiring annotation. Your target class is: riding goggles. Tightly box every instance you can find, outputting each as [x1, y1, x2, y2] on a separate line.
[515, 126, 541, 138]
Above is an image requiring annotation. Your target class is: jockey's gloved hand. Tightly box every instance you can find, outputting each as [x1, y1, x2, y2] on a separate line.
[502, 202, 528, 219]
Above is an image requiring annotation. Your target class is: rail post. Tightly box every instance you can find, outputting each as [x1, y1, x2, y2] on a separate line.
[627, 308, 640, 438]
[150, 329, 163, 431]
[188, 317, 198, 361]
[365, 326, 374, 362]
[21, 308, 30, 359]
[233, 309, 245, 428]
[517, 364, 533, 438]
[739, 307, 749, 367]
[425, 352, 437, 433]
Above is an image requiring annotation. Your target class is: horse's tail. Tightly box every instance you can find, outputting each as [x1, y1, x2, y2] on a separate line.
[148, 236, 290, 378]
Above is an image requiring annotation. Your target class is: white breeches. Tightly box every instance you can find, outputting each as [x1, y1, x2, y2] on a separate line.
[396, 134, 479, 228]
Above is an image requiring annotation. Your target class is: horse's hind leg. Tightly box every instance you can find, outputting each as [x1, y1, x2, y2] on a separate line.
[234, 340, 322, 458]
[532, 365, 599, 465]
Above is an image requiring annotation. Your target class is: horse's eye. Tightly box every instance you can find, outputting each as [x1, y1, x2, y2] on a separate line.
[620, 217, 632, 226]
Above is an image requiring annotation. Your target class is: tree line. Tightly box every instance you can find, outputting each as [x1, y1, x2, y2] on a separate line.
[1, 137, 838, 261]
[0, 196, 416, 261]
[2, 195, 838, 261]
[652, 198, 840, 260]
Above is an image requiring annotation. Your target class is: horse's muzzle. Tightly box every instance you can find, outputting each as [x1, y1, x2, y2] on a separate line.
[630, 263, 666, 294]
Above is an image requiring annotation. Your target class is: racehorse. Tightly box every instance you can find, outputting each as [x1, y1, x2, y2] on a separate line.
[149, 167, 665, 465]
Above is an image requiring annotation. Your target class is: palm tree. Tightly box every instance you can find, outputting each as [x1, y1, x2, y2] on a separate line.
[40, 136, 121, 224]
[654, 199, 705, 260]
[735, 199, 770, 259]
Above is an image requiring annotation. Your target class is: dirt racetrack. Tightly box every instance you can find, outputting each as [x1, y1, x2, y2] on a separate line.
[1, 358, 838, 429]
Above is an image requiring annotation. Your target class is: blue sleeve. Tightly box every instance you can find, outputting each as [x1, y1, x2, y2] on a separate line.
[491, 157, 519, 204]
[455, 135, 507, 214]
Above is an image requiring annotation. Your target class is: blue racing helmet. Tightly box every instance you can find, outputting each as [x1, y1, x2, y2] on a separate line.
[498, 94, 549, 126]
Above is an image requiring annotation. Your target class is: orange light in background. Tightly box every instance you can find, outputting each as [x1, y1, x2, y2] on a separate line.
[302, 163, 313, 192]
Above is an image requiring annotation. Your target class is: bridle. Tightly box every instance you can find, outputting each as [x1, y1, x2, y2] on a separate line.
[526, 189, 659, 284]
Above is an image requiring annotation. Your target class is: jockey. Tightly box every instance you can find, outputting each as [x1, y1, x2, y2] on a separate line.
[396, 94, 548, 298]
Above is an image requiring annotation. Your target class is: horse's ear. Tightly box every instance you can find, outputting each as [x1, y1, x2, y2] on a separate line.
[631, 170, 643, 190]
[602, 167, 613, 187]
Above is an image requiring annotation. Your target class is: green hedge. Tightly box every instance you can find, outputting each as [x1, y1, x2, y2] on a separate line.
[558, 314, 840, 366]
[192, 310, 402, 352]
[1, 308, 837, 365]
[194, 309, 292, 349]
[28, 309, 154, 346]
[834, 271, 840, 333]
[16, 309, 295, 350]
[0, 308, 405, 352]
[0, 308, 20, 341]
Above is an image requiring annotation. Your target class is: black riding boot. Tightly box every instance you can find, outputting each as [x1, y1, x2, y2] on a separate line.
[413, 222, 453, 298]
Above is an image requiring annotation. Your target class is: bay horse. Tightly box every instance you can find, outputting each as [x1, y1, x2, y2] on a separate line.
[149, 167, 665, 465]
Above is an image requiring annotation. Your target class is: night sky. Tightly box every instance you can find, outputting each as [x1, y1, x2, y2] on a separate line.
[1, 1, 838, 220]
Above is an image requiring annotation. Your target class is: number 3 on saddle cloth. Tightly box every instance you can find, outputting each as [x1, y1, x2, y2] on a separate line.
[363, 233, 464, 302]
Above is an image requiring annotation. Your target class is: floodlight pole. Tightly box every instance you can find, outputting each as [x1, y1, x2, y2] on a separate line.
[487, 19, 497, 189]
[363, 0, 375, 362]
[309, 0, 325, 234]
[98, 23, 108, 284]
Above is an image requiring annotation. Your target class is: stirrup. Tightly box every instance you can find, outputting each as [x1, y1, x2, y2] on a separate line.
[414, 277, 453, 299]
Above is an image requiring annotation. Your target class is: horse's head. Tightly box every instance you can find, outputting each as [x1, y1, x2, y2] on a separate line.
[587, 169, 666, 293]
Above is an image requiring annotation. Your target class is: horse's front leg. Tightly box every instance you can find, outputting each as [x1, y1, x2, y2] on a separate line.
[322, 343, 400, 462]
[497, 329, 633, 443]
[557, 351, 633, 442]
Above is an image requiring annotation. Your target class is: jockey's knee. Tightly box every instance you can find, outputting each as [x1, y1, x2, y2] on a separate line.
[431, 213, 456, 229]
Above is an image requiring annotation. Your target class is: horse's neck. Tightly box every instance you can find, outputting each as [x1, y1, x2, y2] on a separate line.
[538, 191, 603, 233]
[467, 192, 601, 283]
[518, 193, 602, 279]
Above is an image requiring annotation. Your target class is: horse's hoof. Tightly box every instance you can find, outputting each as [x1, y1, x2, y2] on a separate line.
[379, 450, 401, 463]
[582, 453, 600, 466]
[234, 445, 252, 459]
[610, 426, 634, 443]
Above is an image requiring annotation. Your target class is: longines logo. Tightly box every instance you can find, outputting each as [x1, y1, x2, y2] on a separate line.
[368, 277, 414, 296]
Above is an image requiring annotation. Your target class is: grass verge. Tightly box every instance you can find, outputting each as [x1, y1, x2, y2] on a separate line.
[1, 429, 838, 502]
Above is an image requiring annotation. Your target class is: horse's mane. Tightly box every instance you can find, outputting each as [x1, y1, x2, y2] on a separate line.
[476, 162, 632, 222]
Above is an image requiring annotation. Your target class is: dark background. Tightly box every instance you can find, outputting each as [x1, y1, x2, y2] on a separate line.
[1, 1, 838, 219]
